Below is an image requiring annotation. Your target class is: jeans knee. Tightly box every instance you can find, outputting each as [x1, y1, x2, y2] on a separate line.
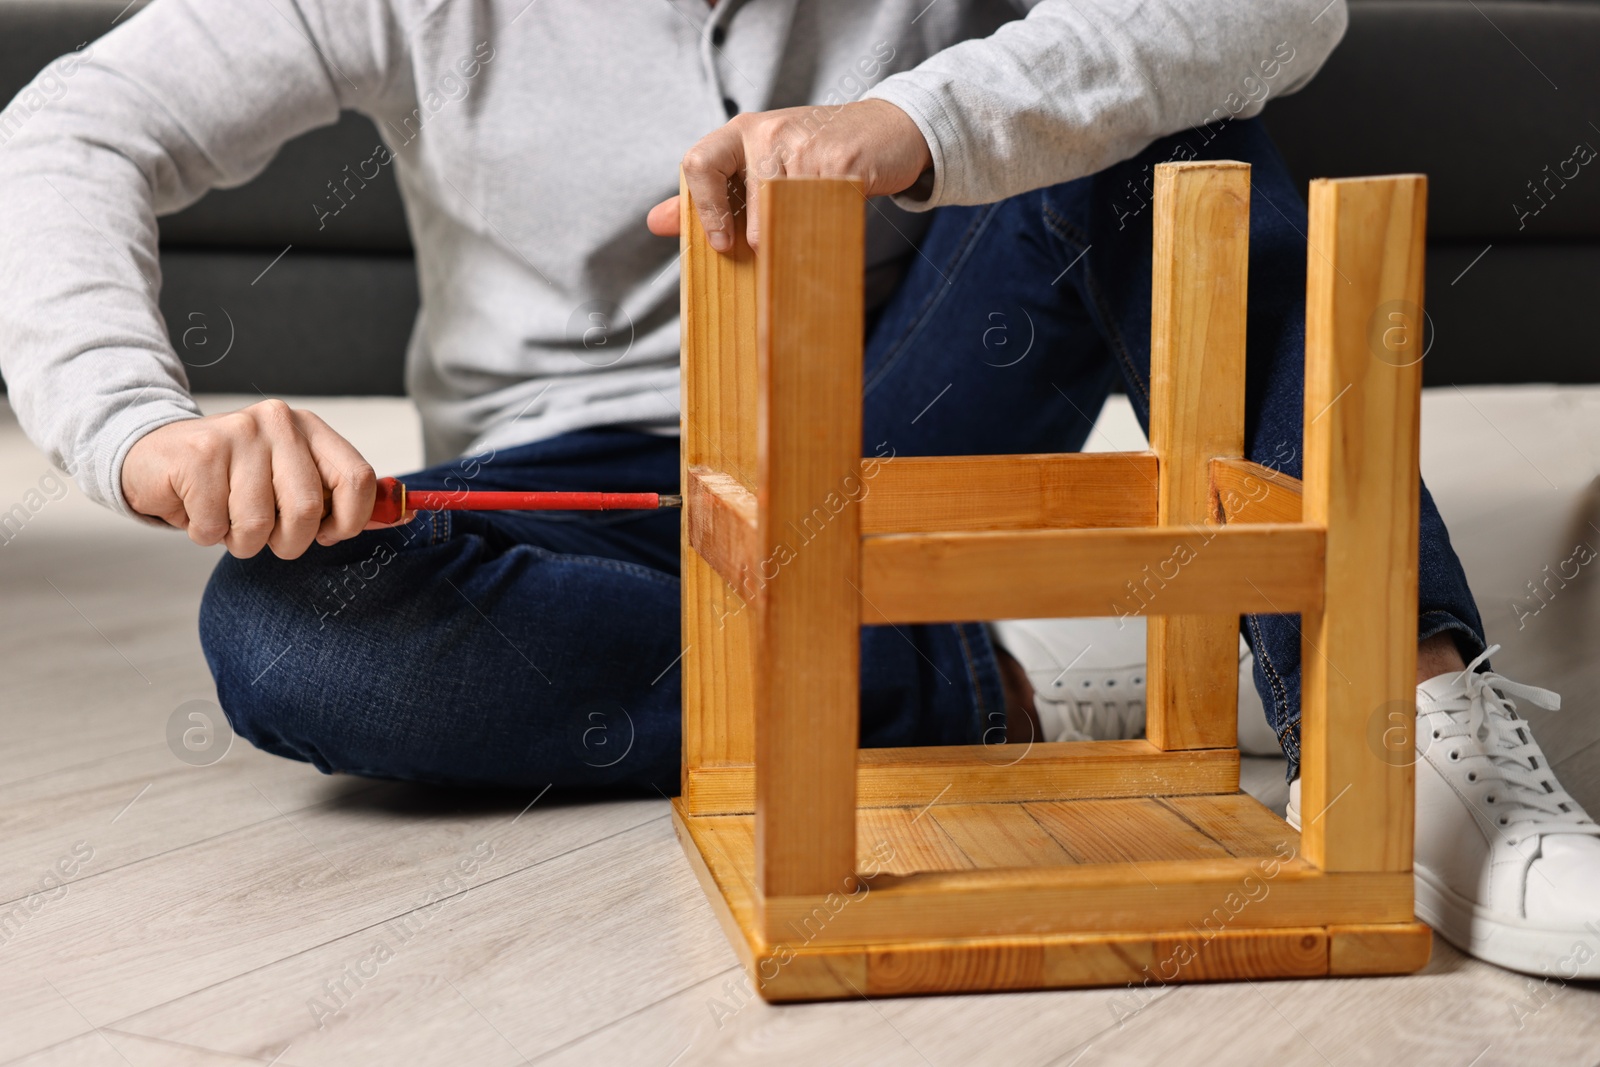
[199, 552, 327, 769]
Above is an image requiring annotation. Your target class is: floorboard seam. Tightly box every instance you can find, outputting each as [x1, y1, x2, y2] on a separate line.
[100, 1026, 304, 1066]
[0, 742, 165, 792]
[101, 809, 675, 1037]
[523, 963, 745, 1065]
[0, 780, 389, 910]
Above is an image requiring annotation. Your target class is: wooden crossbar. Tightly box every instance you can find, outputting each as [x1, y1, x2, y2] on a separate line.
[686, 463, 1323, 623]
[860, 452, 1158, 532]
[858, 525, 1324, 624]
[682, 739, 1240, 815]
[1211, 457, 1304, 524]
[688, 452, 1157, 541]
[756, 861, 1414, 944]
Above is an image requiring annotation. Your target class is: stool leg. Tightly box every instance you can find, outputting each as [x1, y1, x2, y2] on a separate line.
[1146, 162, 1251, 753]
[754, 179, 865, 906]
[680, 173, 760, 798]
[1299, 175, 1426, 873]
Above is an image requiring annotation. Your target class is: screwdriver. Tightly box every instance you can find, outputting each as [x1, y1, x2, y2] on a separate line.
[331, 477, 682, 524]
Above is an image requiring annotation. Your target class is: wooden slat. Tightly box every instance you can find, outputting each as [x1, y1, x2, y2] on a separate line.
[753, 178, 865, 898]
[861, 453, 1157, 532]
[685, 464, 758, 597]
[1158, 793, 1298, 858]
[760, 859, 1414, 944]
[858, 927, 1328, 999]
[858, 524, 1325, 625]
[687, 454, 1162, 595]
[1211, 457, 1304, 524]
[748, 926, 1329, 1001]
[682, 739, 1240, 815]
[679, 175, 760, 780]
[930, 804, 1077, 869]
[680, 173, 759, 490]
[1327, 921, 1434, 975]
[1026, 798, 1232, 865]
[1298, 175, 1427, 874]
[1147, 161, 1252, 753]
[857, 808, 975, 875]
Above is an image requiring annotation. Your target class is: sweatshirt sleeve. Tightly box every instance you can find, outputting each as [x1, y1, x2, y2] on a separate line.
[864, 0, 1348, 210]
[0, 0, 406, 517]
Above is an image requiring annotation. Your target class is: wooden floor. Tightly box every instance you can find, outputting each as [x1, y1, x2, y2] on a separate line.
[1, 394, 1597, 1065]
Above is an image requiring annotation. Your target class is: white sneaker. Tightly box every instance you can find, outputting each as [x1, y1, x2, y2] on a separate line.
[990, 619, 1279, 752]
[991, 618, 1145, 742]
[1287, 645, 1600, 978]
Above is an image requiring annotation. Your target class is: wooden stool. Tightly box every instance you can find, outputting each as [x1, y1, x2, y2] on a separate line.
[672, 161, 1434, 1001]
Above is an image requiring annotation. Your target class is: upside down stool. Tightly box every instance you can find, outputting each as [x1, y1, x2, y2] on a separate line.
[671, 160, 1434, 1001]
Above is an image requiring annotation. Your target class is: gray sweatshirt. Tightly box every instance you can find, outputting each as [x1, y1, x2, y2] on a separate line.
[0, 0, 1346, 517]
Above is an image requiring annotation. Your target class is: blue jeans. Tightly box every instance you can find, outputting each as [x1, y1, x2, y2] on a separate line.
[200, 118, 1486, 791]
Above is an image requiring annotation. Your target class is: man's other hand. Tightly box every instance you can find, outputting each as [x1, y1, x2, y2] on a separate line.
[646, 98, 932, 252]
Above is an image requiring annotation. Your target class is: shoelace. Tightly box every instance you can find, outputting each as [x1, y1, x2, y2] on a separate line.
[1045, 668, 1146, 740]
[1418, 644, 1600, 845]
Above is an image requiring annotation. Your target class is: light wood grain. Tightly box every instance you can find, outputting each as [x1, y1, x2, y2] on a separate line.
[1298, 175, 1427, 874]
[752, 178, 865, 901]
[1026, 798, 1234, 865]
[684, 464, 758, 598]
[858, 524, 1325, 625]
[1147, 161, 1252, 753]
[861, 453, 1157, 532]
[674, 802, 1430, 1001]
[679, 175, 759, 781]
[679, 171, 758, 491]
[110, 812, 724, 1067]
[1211, 456, 1305, 524]
[1328, 921, 1433, 975]
[0, 783, 664, 1062]
[682, 739, 1241, 815]
[687, 454, 1163, 597]
[856, 807, 974, 875]
[928, 803, 1077, 869]
[13, 1029, 277, 1066]
[0, 742, 370, 906]
[1159, 792, 1298, 858]
[529, 929, 1600, 1067]
[761, 858, 1413, 944]
[674, 802, 1342, 1002]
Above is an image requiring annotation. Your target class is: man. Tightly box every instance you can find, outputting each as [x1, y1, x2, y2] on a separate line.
[0, 0, 1593, 979]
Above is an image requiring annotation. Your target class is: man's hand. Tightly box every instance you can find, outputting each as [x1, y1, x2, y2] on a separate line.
[646, 98, 931, 252]
[122, 398, 378, 560]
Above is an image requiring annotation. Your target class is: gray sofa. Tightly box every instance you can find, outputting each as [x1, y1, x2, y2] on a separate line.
[2, 0, 1597, 395]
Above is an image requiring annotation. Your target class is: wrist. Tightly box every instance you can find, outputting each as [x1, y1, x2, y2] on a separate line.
[859, 97, 932, 192]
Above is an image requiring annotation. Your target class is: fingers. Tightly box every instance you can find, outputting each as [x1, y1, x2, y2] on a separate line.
[235, 400, 320, 560]
[122, 401, 382, 560]
[174, 427, 234, 549]
[665, 101, 934, 254]
[222, 439, 275, 557]
[293, 409, 377, 546]
[681, 125, 747, 253]
[645, 195, 681, 237]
